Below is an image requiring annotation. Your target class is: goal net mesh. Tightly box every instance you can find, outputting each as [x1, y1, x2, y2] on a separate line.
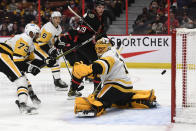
[174, 28, 196, 123]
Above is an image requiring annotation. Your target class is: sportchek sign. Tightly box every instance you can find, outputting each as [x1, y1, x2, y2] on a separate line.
[108, 35, 172, 68]
[0, 35, 172, 68]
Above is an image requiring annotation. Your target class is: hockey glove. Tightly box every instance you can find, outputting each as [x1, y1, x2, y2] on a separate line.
[27, 64, 40, 76]
[55, 41, 66, 49]
[45, 57, 56, 67]
[48, 47, 58, 58]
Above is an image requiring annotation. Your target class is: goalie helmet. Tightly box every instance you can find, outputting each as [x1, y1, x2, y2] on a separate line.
[95, 37, 112, 57]
[24, 23, 40, 38]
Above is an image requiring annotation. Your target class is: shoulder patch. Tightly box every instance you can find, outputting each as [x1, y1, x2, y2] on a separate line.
[88, 13, 95, 18]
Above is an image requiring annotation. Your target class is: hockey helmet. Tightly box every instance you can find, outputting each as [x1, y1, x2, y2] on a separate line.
[24, 23, 40, 38]
[95, 37, 112, 57]
[95, 0, 105, 6]
[51, 11, 62, 18]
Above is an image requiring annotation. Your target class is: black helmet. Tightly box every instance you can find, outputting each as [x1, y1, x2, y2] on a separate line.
[95, 0, 105, 6]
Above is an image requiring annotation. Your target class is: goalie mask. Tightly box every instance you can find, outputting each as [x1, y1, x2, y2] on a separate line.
[95, 37, 112, 57]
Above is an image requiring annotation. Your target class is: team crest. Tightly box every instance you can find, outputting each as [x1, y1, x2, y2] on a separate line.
[88, 13, 95, 18]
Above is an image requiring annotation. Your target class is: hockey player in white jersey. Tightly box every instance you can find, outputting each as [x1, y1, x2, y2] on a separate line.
[71, 37, 157, 117]
[34, 11, 68, 91]
[0, 23, 51, 114]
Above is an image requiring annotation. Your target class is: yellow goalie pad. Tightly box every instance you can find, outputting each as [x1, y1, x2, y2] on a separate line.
[72, 61, 93, 79]
[132, 89, 156, 101]
[112, 89, 156, 109]
[74, 94, 105, 116]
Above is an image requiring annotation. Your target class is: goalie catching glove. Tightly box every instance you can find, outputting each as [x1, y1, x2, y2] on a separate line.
[72, 61, 93, 79]
[74, 94, 105, 117]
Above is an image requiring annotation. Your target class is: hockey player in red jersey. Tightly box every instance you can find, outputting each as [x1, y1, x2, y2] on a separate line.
[55, 0, 108, 98]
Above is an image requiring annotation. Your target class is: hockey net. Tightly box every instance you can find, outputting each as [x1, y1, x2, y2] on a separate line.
[171, 28, 196, 123]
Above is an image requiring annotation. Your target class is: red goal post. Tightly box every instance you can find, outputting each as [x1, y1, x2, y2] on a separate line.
[171, 28, 196, 123]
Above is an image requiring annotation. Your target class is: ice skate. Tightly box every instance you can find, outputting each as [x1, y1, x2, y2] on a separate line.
[67, 89, 82, 100]
[54, 79, 68, 91]
[29, 91, 41, 107]
[15, 100, 38, 115]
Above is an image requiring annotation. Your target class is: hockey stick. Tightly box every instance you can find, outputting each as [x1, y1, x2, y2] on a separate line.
[68, 6, 97, 33]
[56, 36, 94, 60]
[58, 49, 72, 77]
[63, 56, 72, 76]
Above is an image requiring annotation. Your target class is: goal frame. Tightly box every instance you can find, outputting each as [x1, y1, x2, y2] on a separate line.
[171, 28, 196, 123]
[171, 29, 176, 123]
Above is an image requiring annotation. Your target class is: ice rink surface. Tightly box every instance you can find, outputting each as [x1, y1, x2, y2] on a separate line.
[0, 68, 196, 131]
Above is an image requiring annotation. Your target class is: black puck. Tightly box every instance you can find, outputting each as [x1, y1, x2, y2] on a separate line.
[161, 70, 166, 75]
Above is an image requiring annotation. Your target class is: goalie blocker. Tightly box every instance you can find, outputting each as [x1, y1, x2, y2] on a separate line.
[72, 37, 157, 117]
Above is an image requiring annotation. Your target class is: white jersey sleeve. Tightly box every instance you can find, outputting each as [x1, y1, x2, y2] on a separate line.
[95, 48, 132, 87]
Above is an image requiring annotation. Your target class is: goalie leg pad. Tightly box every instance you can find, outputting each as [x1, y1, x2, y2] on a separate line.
[74, 94, 105, 117]
[132, 89, 156, 101]
[112, 89, 157, 109]
[112, 101, 150, 109]
[131, 89, 157, 108]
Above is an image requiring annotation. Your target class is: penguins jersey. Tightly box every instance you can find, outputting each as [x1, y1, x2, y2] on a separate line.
[94, 47, 132, 87]
[4, 33, 35, 61]
[0, 33, 35, 81]
[35, 22, 62, 58]
[38, 22, 62, 47]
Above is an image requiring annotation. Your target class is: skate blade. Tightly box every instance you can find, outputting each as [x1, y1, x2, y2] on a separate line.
[55, 87, 68, 91]
[67, 96, 76, 100]
[76, 111, 96, 117]
[22, 109, 38, 115]
[19, 107, 38, 115]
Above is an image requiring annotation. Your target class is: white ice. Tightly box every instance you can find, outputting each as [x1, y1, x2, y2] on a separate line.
[0, 68, 196, 131]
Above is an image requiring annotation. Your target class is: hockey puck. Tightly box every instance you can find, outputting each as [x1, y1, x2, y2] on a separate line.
[161, 70, 166, 75]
